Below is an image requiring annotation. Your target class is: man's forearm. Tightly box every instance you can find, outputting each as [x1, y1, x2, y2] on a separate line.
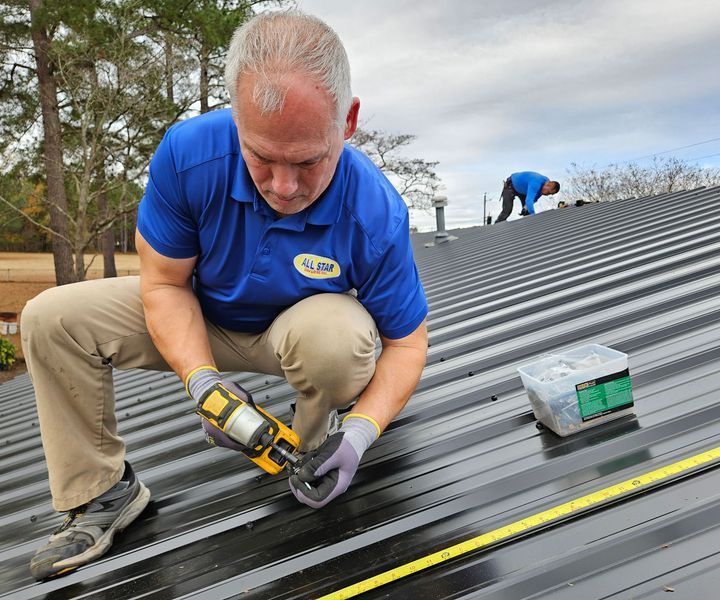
[353, 343, 427, 432]
[141, 284, 214, 382]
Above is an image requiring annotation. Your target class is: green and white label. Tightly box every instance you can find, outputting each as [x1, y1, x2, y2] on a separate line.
[576, 368, 634, 421]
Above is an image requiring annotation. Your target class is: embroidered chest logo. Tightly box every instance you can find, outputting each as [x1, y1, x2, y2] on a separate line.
[293, 254, 341, 279]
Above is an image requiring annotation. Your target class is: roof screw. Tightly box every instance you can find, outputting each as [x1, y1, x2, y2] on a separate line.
[491, 395, 498, 401]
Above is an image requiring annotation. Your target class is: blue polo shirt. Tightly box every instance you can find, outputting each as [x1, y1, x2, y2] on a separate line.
[137, 109, 428, 339]
[510, 171, 549, 215]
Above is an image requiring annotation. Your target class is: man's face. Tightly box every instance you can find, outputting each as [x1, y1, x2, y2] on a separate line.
[234, 73, 359, 216]
[542, 182, 559, 196]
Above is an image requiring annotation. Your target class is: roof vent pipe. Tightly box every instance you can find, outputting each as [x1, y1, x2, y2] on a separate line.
[433, 195, 449, 241]
[424, 195, 458, 247]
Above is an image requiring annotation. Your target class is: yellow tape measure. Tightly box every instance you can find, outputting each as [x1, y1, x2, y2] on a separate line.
[318, 445, 720, 600]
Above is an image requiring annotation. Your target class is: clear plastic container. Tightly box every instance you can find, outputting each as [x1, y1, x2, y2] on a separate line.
[517, 344, 634, 437]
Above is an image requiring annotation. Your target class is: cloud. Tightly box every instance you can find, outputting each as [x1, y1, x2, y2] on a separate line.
[298, 0, 720, 230]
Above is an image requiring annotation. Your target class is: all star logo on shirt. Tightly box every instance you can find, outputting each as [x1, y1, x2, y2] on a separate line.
[293, 253, 341, 279]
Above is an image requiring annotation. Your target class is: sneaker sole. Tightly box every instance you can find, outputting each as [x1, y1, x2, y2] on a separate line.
[48, 482, 151, 575]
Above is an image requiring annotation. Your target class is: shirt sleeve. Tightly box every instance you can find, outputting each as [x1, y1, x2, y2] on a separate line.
[136, 130, 199, 259]
[525, 181, 542, 215]
[356, 212, 428, 339]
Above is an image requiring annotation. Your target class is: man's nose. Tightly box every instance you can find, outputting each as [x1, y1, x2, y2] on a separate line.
[271, 165, 299, 198]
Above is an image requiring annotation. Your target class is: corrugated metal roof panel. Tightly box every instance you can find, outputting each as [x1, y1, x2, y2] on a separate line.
[1, 186, 719, 598]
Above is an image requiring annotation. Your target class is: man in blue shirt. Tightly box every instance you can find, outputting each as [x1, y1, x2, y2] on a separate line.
[23, 11, 428, 580]
[495, 171, 560, 223]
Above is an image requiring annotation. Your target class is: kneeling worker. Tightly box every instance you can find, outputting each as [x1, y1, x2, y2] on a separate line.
[495, 171, 560, 223]
[22, 10, 428, 580]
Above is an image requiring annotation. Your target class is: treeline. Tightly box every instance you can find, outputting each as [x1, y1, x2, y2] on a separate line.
[565, 156, 720, 205]
[1, 1, 444, 284]
[0, 0, 285, 284]
[0, 174, 139, 253]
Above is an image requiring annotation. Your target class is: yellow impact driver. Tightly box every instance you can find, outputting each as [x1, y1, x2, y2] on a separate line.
[196, 381, 300, 475]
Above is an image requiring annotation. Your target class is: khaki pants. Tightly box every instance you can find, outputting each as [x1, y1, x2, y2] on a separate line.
[21, 277, 377, 511]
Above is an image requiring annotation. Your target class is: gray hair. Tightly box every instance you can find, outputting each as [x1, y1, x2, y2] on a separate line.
[225, 10, 352, 128]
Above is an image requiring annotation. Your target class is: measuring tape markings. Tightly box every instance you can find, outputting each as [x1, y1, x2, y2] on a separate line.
[317, 445, 720, 600]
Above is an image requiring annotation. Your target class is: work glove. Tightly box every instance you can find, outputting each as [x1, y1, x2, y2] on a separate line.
[201, 410, 245, 450]
[289, 414, 380, 509]
[185, 366, 250, 451]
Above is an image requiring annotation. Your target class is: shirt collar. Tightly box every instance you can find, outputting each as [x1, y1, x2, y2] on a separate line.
[230, 143, 348, 229]
[230, 154, 256, 204]
[306, 148, 346, 226]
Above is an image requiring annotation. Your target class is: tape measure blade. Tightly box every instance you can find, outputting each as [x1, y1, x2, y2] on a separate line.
[319, 445, 720, 600]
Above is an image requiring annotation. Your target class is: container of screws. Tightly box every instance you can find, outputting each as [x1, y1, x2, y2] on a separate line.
[517, 344, 634, 437]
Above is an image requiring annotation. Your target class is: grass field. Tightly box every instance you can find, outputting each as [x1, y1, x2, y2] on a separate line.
[0, 251, 140, 282]
[0, 252, 140, 383]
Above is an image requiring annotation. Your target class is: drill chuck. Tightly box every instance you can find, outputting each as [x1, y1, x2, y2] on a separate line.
[224, 403, 268, 447]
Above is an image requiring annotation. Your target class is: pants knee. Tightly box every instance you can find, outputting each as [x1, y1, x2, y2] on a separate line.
[304, 332, 375, 395]
[276, 295, 377, 400]
[21, 287, 67, 345]
[21, 283, 109, 360]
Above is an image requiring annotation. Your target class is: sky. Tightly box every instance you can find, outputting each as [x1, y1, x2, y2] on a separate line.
[295, 0, 720, 231]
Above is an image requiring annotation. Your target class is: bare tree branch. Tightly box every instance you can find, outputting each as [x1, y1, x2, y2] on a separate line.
[350, 127, 442, 212]
[0, 193, 73, 245]
[565, 157, 720, 204]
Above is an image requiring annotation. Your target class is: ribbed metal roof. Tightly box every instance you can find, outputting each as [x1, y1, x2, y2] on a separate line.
[2, 186, 720, 599]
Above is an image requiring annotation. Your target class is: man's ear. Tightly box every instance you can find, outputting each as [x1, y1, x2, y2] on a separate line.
[343, 97, 360, 140]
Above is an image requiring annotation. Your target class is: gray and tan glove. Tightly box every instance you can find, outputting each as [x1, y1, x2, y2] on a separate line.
[185, 366, 250, 450]
[289, 414, 380, 509]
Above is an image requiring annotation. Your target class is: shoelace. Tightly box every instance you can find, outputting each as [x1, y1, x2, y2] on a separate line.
[54, 505, 88, 534]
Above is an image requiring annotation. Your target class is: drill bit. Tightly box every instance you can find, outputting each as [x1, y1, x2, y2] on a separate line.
[271, 442, 312, 490]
